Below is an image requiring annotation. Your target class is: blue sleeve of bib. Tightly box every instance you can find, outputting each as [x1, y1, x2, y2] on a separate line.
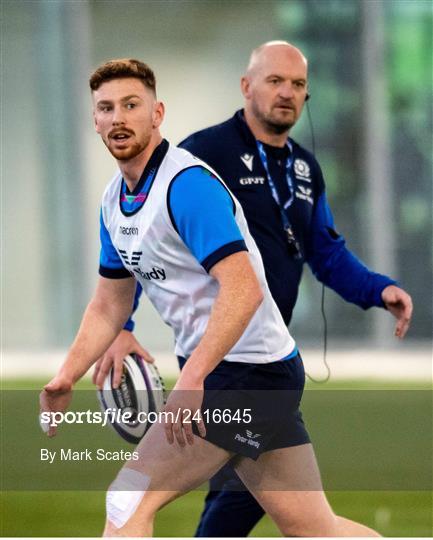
[306, 192, 396, 309]
[167, 166, 247, 272]
[99, 209, 141, 329]
[123, 282, 142, 332]
[99, 209, 131, 279]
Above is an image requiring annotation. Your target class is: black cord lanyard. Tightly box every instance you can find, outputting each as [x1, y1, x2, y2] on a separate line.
[256, 140, 302, 259]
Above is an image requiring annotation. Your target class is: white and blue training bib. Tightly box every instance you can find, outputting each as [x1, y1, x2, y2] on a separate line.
[99, 139, 296, 364]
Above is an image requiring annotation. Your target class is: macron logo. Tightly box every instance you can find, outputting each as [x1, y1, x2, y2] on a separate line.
[119, 226, 139, 236]
[240, 153, 254, 172]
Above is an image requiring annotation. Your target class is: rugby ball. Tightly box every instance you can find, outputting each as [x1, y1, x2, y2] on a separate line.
[97, 354, 166, 444]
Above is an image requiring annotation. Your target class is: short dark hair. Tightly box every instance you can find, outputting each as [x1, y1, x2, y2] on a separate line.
[89, 59, 156, 94]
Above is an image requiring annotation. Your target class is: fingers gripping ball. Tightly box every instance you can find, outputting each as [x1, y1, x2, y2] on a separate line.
[98, 354, 166, 443]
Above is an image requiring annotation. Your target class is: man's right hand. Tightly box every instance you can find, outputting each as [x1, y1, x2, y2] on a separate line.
[92, 330, 154, 389]
[40, 375, 73, 438]
[381, 285, 413, 339]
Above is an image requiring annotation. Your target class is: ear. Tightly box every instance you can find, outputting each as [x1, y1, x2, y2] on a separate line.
[91, 93, 101, 133]
[240, 76, 251, 99]
[93, 110, 101, 133]
[152, 101, 165, 129]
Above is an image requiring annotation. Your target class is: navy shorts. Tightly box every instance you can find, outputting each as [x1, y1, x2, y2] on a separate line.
[185, 351, 310, 459]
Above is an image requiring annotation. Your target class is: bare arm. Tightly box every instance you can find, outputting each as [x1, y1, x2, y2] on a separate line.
[40, 276, 136, 436]
[57, 276, 136, 384]
[164, 251, 264, 445]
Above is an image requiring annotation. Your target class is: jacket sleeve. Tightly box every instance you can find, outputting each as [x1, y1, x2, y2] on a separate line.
[305, 191, 396, 309]
[123, 282, 143, 332]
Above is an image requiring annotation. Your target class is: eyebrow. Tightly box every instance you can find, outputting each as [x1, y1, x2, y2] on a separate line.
[265, 75, 307, 83]
[96, 94, 142, 106]
[120, 94, 142, 102]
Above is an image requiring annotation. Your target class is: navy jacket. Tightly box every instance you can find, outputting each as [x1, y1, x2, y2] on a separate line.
[125, 110, 394, 329]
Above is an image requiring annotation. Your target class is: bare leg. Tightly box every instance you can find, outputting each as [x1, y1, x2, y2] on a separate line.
[103, 422, 233, 537]
[235, 443, 380, 537]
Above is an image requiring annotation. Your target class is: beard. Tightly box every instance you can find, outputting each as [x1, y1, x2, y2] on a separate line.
[251, 101, 296, 134]
[103, 132, 151, 161]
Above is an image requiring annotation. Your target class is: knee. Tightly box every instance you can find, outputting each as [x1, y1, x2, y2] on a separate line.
[102, 520, 121, 537]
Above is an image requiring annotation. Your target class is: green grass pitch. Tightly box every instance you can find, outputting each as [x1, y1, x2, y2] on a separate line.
[1, 378, 431, 537]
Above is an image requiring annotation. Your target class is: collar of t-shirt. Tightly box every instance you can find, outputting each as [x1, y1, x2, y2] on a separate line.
[120, 139, 169, 215]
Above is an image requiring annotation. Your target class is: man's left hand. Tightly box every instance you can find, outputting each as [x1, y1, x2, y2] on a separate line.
[163, 373, 206, 447]
[381, 285, 413, 339]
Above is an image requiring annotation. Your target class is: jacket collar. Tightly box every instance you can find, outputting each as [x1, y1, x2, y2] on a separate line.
[233, 109, 258, 148]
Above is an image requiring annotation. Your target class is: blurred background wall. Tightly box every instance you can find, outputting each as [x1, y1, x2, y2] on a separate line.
[2, 0, 432, 354]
